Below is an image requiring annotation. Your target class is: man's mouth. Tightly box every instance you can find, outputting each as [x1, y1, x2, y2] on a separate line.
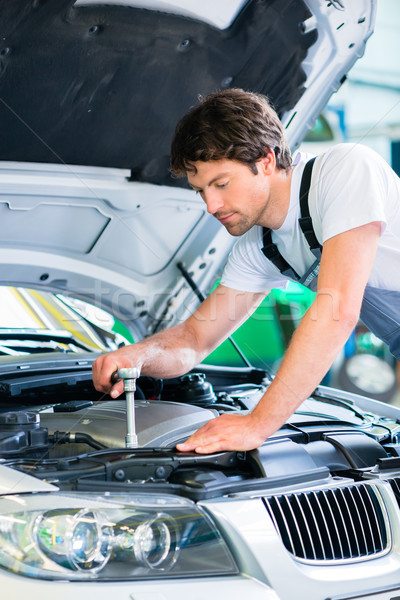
[216, 213, 235, 224]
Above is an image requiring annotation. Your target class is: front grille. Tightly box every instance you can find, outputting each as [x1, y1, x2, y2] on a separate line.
[263, 483, 389, 562]
[388, 478, 400, 503]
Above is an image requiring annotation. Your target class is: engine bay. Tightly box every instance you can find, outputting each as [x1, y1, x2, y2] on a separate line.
[0, 360, 400, 501]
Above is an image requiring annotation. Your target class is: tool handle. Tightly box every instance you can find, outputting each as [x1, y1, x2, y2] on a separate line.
[111, 370, 120, 384]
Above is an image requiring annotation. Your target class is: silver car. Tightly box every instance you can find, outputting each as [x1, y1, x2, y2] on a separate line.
[1, 2, 398, 600]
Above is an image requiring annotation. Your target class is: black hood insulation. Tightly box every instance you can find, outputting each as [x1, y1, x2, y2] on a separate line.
[0, 0, 317, 186]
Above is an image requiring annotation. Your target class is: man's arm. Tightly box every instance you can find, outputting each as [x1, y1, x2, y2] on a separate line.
[177, 221, 382, 453]
[92, 284, 266, 398]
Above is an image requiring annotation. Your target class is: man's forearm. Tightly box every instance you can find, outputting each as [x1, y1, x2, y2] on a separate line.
[250, 296, 358, 437]
[129, 322, 204, 379]
[92, 320, 206, 397]
[93, 285, 266, 398]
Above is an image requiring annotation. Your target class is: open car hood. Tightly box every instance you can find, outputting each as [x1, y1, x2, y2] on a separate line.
[0, 0, 376, 333]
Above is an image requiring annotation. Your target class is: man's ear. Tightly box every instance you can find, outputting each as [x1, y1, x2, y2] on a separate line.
[259, 149, 276, 176]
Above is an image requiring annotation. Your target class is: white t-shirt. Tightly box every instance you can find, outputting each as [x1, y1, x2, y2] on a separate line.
[220, 143, 400, 293]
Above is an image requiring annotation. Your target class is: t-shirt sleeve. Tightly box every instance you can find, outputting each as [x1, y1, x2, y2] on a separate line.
[314, 144, 387, 243]
[220, 229, 288, 293]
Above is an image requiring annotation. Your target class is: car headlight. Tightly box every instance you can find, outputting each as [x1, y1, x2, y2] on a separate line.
[0, 493, 237, 580]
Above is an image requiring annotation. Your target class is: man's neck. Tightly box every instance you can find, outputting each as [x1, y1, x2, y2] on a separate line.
[260, 166, 294, 230]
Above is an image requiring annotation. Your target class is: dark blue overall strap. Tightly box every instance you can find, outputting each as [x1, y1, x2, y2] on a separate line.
[261, 157, 320, 279]
[261, 228, 301, 280]
[298, 157, 321, 253]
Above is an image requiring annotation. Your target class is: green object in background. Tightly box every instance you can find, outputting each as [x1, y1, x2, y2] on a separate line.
[111, 319, 135, 344]
[271, 284, 315, 346]
[202, 282, 315, 370]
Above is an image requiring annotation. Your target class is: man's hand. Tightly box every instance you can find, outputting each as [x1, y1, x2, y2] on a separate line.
[92, 347, 141, 398]
[176, 412, 268, 453]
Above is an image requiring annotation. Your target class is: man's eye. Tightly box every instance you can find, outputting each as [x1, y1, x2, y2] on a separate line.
[217, 182, 229, 188]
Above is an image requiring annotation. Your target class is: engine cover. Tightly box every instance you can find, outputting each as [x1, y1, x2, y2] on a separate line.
[40, 399, 217, 451]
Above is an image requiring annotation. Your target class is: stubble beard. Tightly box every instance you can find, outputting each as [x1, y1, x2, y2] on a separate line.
[223, 215, 254, 236]
[217, 182, 271, 236]
[222, 204, 267, 236]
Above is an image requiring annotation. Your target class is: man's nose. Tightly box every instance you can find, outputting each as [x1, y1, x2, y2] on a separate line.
[203, 189, 224, 215]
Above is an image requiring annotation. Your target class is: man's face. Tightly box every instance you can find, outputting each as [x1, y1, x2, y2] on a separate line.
[187, 158, 273, 236]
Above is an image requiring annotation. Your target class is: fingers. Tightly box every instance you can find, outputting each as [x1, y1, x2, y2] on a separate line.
[176, 416, 238, 454]
[176, 438, 226, 454]
[177, 430, 237, 454]
[176, 421, 215, 453]
[176, 413, 265, 453]
[92, 348, 137, 396]
[110, 380, 124, 399]
[109, 370, 123, 399]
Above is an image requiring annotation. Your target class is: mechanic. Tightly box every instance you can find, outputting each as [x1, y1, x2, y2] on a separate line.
[92, 88, 400, 454]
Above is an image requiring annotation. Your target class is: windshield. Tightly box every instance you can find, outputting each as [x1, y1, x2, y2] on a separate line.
[0, 287, 132, 355]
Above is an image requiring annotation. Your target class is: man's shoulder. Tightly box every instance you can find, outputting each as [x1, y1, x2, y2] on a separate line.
[293, 144, 378, 183]
[316, 143, 380, 169]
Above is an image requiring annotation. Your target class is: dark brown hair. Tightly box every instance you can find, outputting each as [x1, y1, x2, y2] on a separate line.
[170, 88, 292, 177]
